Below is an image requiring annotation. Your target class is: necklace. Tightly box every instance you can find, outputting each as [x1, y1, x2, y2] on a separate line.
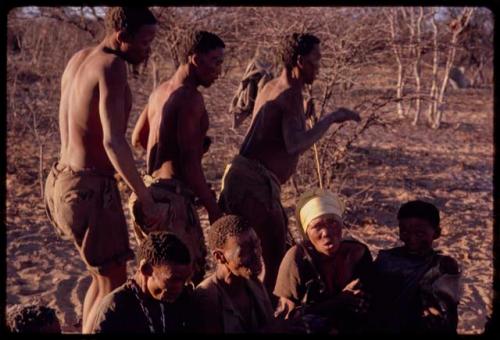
[130, 279, 166, 333]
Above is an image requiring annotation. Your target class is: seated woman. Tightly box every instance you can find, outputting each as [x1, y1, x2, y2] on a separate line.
[273, 188, 373, 334]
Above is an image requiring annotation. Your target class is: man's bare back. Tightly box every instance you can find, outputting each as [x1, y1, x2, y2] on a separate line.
[131, 30, 225, 224]
[219, 33, 360, 302]
[59, 46, 132, 172]
[45, 8, 161, 333]
[145, 81, 208, 180]
[240, 78, 304, 184]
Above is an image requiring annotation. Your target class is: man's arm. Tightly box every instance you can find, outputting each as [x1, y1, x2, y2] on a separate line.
[131, 104, 149, 150]
[177, 94, 222, 224]
[283, 105, 361, 155]
[99, 60, 163, 225]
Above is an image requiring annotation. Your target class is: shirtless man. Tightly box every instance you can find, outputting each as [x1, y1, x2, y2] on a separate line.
[129, 30, 224, 284]
[44, 7, 166, 333]
[218, 33, 361, 300]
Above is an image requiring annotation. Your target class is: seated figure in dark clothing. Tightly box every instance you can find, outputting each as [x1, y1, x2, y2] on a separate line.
[367, 200, 461, 334]
[273, 188, 373, 334]
[6, 304, 62, 333]
[91, 231, 194, 333]
[193, 215, 278, 333]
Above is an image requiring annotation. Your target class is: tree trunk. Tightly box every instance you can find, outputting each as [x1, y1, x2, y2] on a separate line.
[412, 7, 424, 126]
[433, 8, 474, 129]
[428, 11, 438, 125]
[387, 9, 405, 118]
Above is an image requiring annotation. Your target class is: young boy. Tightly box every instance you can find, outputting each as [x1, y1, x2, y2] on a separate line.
[91, 232, 194, 333]
[368, 200, 461, 334]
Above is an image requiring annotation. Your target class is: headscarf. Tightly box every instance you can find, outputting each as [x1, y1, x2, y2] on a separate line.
[295, 188, 345, 234]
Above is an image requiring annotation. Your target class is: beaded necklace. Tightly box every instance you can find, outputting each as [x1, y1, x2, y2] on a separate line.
[130, 279, 166, 333]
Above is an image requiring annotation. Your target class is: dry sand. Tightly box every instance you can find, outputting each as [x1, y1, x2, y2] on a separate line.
[6, 77, 493, 334]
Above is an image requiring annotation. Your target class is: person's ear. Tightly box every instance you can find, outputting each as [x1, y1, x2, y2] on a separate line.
[296, 55, 305, 69]
[139, 259, 153, 277]
[213, 249, 227, 264]
[189, 54, 199, 67]
[117, 30, 133, 45]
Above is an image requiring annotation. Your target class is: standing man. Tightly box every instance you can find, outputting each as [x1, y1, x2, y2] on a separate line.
[44, 7, 165, 333]
[218, 33, 361, 301]
[129, 30, 225, 284]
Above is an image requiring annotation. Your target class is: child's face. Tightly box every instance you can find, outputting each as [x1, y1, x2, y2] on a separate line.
[399, 217, 437, 255]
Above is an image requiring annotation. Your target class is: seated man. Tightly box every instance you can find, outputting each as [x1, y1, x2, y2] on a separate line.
[91, 232, 194, 333]
[273, 188, 373, 334]
[193, 215, 276, 333]
[367, 200, 461, 334]
[6, 304, 62, 333]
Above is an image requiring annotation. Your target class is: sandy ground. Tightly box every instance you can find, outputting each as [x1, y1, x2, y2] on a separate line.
[5, 77, 493, 334]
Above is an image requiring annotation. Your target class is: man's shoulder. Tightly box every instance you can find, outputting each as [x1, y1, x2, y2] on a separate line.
[194, 275, 220, 306]
[169, 86, 204, 113]
[98, 281, 134, 311]
[69, 46, 94, 62]
[256, 79, 293, 107]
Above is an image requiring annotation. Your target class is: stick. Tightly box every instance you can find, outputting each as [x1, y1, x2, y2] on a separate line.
[305, 85, 324, 189]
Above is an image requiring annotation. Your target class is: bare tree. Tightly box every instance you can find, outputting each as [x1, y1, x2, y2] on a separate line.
[385, 8, 405, 119]
[411, 7, 424, 125]
[432, 7, 474, 129]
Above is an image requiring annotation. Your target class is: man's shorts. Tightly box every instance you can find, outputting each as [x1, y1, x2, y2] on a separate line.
[128, 175, 207, 284]
[45, 163, 134, 275]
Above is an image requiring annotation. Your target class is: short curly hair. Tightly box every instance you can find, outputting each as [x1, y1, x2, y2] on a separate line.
[105, 7, 157, 35]
[278, 33, 320, 70]
[177, 29, 225, 64]
[208, 215, 252, 251]
[137, 231, 191, 266]
[6, 304, 60, 333]
[398, 200, 441, 237]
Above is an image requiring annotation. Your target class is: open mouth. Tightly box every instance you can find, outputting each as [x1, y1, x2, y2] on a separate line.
[323, 242, 335, 249]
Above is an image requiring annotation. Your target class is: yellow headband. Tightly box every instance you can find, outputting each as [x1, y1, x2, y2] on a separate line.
[295, 188, 345, 234]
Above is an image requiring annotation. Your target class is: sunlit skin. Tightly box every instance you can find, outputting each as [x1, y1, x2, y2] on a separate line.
[215, 229, 263, 281]
[193, 48, 224, 88]
[233, 39, 359, 298]
[54, 17, 161, 334]
[306, 213, 343, 257]
[116, 24, 157, 65]
[130, 45, 224, 225]
[298, 43, 321, 85]
[136, 260, 192, 303]
[398, 217, 438, 256]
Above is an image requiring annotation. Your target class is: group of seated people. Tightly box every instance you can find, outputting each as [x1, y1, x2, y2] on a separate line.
[6, 190, 461, 334]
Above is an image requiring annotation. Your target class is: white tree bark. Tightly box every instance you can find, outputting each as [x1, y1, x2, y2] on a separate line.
[428, 10, 439, 125]
[412, 7, 424, 126]
[433, 8, 474, 129]
[387, 9, 405, 118]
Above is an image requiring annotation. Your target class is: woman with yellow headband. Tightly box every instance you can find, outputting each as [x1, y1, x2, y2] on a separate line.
[273, 188, 373, 334]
